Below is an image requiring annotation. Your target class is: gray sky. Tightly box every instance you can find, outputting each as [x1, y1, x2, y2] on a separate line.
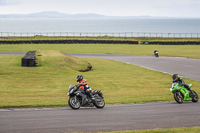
[0, 0, 200, 17]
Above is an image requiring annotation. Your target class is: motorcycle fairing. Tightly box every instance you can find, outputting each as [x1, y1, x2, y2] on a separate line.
[171, 84, 192, 101]
[74, 91, 88, 106]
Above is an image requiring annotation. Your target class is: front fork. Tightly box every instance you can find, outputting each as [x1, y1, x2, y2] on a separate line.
[176, 91, 183, 99]
[74, 96, 77, 102]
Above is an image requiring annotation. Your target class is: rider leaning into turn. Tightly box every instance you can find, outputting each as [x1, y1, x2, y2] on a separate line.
[172, 74, 194, 96]
[154, 49, 157, 53]
[154, 49, 158, 54]
[76, 74, 95, 101]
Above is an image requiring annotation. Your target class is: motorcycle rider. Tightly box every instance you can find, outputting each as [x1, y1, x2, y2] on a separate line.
[154, 49, 159, 57]
[76, 74, 95, 101]
[172, 74, 194, 97]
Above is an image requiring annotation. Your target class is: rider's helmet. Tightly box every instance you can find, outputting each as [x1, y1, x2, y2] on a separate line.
[76, 74, 83, 82]
[172, 74, 179, 81]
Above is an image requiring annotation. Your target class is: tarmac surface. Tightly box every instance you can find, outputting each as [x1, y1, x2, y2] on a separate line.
[0, 102, 200, 133]
[0, 52, 200, 133]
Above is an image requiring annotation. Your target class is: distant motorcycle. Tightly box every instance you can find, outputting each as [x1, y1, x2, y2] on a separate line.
[154, 51, 159, 57]
[68, 84, 105, 110]
[170, 83, 198, 104]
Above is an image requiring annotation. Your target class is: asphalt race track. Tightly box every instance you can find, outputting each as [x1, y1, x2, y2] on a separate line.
[0, 102, 200, 133]
[0, 52, 200, 133]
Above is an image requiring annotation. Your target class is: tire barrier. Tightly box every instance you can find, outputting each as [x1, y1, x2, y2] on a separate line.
[21, 51, 36, 67]
[0, 40, 137, 44]
[0, 40, 200, 45]
[147, 41, 200, 45]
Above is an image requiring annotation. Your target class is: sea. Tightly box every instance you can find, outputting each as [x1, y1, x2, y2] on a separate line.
[0, 19, 200, 37]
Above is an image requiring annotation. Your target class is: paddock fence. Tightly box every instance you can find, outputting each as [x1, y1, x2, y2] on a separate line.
[1, 32, 200, 38]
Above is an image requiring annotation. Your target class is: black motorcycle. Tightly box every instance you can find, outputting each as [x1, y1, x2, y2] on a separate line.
[67, 84, 105, 110]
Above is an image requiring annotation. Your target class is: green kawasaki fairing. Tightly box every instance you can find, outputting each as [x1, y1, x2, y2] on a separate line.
[170, 83, 198, 103]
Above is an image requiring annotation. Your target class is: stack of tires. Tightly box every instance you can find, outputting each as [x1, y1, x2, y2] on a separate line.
[21, 51, 36, 67]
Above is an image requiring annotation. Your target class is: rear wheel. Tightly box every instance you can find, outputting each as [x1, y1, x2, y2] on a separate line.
[93, 96, 105, 108]
[68, 96, 81, 110]
[192, 90, 199, 102]
[174, 91, 184, 104]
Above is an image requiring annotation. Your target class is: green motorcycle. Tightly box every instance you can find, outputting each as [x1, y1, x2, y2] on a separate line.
[170, 83, 199, 104]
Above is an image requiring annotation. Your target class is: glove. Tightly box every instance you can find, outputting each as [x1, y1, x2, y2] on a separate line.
[87, 88, 92, 92]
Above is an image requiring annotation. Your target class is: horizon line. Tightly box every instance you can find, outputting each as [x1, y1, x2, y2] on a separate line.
[0, 11, 200, 18]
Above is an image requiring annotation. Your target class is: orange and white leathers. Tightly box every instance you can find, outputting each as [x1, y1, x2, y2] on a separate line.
[78, 79, 92, 92]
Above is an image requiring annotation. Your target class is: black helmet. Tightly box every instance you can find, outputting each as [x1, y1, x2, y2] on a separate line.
[76, 74, 83, 82]
[172, 74, 178, 81]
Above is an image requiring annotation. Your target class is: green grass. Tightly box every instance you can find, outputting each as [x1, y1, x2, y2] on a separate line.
[1, 44, 200, 59]
[98, 127, 200, 133]
[0, 50, 200, 108]
[36, 50, 91, 72]
[1, 36, 200, 42]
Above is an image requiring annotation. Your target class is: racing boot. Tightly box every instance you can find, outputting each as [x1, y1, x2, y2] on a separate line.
[89, 93, 95, 101]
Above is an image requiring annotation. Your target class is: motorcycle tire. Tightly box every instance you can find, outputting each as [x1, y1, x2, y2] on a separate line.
[93, 96, 105, 109]
[191, 90, 199, 102]
[174, 92, 184, 104]
[68, 96, 81, 110]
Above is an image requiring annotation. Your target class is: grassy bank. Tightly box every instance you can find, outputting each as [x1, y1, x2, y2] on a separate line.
[0, 50, 92, 107]
[0, 44, 200, 59]
[0, 50, 200, 108]
[98, 127, 200, 133]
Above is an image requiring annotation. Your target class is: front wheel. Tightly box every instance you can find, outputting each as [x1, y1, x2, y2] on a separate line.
[68, 96, 81, 110]
[93, 96, 105, 108]
[192, 90, 199, 102]
[174, 91, 184, 104]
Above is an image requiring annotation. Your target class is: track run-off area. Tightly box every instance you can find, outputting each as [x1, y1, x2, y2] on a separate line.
[0, 52, 200, 133]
